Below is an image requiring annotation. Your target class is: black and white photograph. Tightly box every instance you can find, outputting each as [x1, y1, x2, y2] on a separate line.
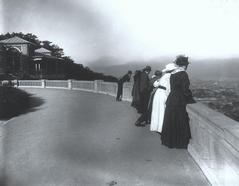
[1, 0, 239, 185]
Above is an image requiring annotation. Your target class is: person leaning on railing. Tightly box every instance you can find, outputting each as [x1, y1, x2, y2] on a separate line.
[147, 70, 163, 124]
[116, 70, 132, 101]
[135, 66, 152, 126]
[161, 55, 196, 149]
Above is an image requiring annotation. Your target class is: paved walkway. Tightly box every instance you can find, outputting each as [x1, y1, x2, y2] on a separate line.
[1, 89, 209, 186]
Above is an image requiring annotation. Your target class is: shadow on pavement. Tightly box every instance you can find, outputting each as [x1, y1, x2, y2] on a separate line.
[0, 175, 7, 186]
[21, 94, 45, 115]
[0, 171, 24, 186]
[0, 94, 45, 120]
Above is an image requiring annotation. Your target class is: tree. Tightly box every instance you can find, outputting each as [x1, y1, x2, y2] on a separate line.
[41, 40, 52, 49]
[51, 44, 64, 57]
[0, 32, 118, 81]
[62, 56, 74, 63]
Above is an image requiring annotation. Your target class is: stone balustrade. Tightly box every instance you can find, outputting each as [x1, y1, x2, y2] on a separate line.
[2, 79, 239, 185]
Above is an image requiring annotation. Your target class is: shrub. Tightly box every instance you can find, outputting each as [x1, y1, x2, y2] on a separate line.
[0, 87, 31, 118]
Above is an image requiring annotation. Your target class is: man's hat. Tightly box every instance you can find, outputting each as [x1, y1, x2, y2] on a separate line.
[143, 66, 151, 71]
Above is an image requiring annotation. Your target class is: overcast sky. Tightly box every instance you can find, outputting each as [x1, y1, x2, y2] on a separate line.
[2, 0, 239, 64]
[0, 0, 3, 34]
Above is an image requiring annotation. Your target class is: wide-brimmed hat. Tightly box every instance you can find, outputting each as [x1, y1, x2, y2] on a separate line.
[162, 63, 178, 72]
[174, 55, 189, 66]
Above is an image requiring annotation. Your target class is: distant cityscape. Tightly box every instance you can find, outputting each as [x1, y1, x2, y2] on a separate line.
[191, 79, 239, 122]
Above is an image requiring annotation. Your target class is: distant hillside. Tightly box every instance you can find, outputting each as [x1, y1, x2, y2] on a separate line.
[188, 58, 239, 81]
[89, 56, 239, 81]
[89, 56, 170, 78]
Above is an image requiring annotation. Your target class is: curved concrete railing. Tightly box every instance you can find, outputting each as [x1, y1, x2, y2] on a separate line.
[16, 80, 118, 95]
[5, 79, 239, 185]
[187, 103, 239, 186]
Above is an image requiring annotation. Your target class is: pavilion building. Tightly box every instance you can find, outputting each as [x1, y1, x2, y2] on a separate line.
[0, 36, 67, 79]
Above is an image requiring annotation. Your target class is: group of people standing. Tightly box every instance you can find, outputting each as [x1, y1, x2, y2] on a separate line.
[119, 55, 196, 149]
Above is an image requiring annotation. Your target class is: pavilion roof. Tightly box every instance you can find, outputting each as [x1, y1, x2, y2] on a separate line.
[0, 36, 36, 45]
[35, 47, 51, 53]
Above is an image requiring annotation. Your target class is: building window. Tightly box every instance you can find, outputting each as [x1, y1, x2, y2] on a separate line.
[13, 45, 22, 52]
[35, 63, 41, 71]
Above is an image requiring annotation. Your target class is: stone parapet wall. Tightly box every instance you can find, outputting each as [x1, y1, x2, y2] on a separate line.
[122, 82, 133, 102]
[188, 103, 239, 186]
[121, 82, 239, 185]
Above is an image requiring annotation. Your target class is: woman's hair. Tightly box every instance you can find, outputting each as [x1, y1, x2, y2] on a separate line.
[166, 69, 175, 73]
[175, 55, 189, 67]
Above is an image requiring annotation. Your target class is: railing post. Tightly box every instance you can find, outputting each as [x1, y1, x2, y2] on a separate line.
[94, 80, 103, 93]
[68, 79, 72, 90]
[94, 80, 98, 93]
[41, 79, 46, 88]
[13, 79, 18, 87]
[122, 82, 133, 101]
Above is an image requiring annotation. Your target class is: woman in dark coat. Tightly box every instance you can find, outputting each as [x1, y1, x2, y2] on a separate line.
[161, 55, 196, 149]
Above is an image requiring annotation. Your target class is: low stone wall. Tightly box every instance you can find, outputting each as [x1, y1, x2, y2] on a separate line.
[122, 82, 134, 102]
[6, 79, 239, 185]
[188, 103, 239, 186]
[123, 83, 239, 185]
[123, 82, 239, 186]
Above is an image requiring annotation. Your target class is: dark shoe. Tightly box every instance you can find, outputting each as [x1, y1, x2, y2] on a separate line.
[135, 121, 146, 127]
[145, 120, 151, 125]
[135, 124, 146, 127]
[116, 98, 122, 101]
[135, 120, 141, 126]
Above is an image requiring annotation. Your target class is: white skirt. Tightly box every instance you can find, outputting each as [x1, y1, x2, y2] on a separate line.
[150, 88, 167, 133]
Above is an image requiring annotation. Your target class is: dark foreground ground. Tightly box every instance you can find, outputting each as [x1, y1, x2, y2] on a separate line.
[0, 88, 209, 186]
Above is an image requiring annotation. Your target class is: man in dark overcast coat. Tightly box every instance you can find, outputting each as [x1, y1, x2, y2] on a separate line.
[116, 70, 132, 101]
[135, 66, 151, 126]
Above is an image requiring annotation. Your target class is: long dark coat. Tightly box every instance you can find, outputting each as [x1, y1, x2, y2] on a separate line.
[138, 71, 151, 114]
[161, 71, 195, 149]
[131, 71, 141, 110]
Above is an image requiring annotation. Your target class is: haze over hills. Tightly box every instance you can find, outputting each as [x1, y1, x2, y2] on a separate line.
[88, 56, 170, 78]
[89, 56, 239, 81]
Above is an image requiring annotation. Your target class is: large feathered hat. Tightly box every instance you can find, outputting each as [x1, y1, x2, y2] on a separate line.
[174, 55, 189, 66]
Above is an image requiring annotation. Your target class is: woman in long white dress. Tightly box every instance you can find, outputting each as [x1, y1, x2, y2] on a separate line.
[150, 63, 178, 132]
